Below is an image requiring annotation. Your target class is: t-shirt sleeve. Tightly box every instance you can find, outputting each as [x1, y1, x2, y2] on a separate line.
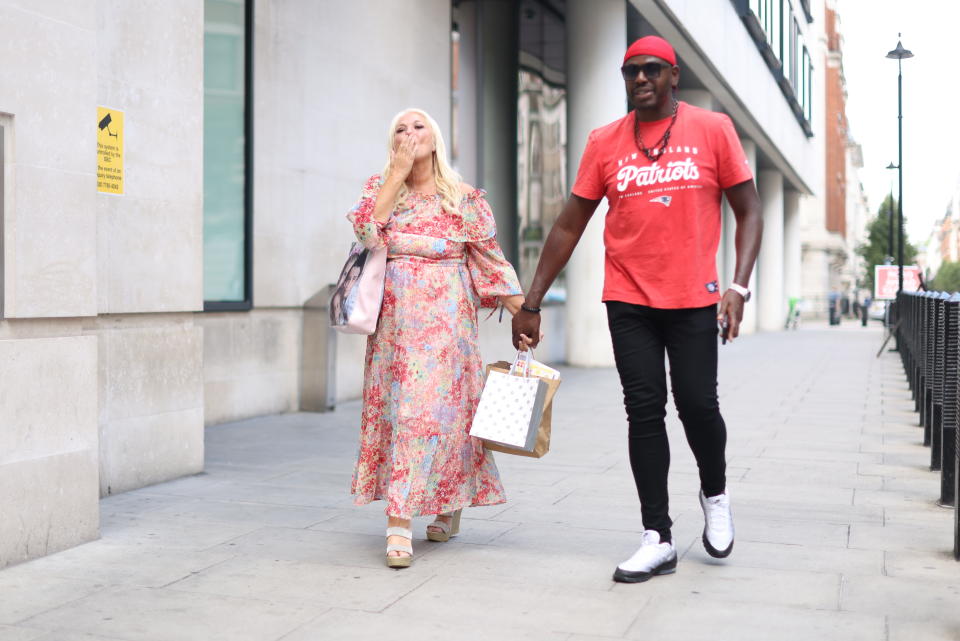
[714, 114, 753, 190]
[571, 130, 605, 200]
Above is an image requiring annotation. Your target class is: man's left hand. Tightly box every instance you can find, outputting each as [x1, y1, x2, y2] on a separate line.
[717, 289, 746, 343]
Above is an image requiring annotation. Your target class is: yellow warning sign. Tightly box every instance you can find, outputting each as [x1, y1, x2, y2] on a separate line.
[97, 107, 123, 194]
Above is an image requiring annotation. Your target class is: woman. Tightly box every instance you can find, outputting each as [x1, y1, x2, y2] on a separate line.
[347, 108, 530, 568]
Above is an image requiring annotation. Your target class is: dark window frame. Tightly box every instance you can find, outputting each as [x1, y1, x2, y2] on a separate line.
[732, 0, 814, 137]
[204, 0, 254, 312]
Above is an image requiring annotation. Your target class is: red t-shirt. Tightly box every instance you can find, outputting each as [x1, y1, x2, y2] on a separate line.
[572, 102, 752, 309]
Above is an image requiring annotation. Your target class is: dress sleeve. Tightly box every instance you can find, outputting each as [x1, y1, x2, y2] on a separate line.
[346, 174, 389, 249]
[462, 192, 522, 308]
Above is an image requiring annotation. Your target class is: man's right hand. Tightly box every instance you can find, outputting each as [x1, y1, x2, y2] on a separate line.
[512, 309, 542, 350]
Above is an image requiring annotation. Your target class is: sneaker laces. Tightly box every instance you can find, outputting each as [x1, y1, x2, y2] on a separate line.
[705, 494, 731, 531]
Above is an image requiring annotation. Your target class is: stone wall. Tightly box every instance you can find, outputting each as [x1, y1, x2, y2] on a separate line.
[0, 0, 205, 567]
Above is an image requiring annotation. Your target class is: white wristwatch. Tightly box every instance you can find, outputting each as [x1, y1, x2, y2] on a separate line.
[728, 283, 751, 302]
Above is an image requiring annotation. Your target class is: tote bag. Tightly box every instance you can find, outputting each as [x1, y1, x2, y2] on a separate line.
[329, 242, 387, 335]
[469, 351, 561, 458]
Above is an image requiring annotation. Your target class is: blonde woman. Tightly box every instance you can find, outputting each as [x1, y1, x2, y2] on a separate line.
[347, 108, 532, 568]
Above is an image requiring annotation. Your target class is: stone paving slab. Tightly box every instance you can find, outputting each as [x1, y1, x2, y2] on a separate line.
[1, 325, 958, 641]
[620, 598, 886, 641]
[888, 619, 960, 641]
[19, 587, 315, 641]
[0, 575, 105, 626]
[0, 626, 44, 641]
[279, 609, 571, 641]
[384, 575, 650, 638]
[0, 538, 234, 589]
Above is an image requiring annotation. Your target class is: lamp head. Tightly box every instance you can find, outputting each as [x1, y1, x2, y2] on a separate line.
[886, 38, 913, 60]
[886, 162, 899, 170]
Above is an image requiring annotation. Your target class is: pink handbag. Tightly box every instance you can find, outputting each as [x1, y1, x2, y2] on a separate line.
[329, 242, 387, 334]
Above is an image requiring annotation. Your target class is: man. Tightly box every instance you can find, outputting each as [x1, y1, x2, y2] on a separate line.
[512, 36, 763, 583]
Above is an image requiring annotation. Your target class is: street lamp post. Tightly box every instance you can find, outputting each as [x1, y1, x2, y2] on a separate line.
[886, 162, 898, 264]
[887, 36, 913, 293]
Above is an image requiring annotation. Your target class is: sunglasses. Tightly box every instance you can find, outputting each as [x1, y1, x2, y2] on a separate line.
[620, 62, 669, 81]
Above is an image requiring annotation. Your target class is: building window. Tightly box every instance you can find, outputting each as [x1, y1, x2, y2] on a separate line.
[735, 0, 813, 136]
[203, 0, 252, 310]
[789, 13, 799, 95]
[749, 0, 780, 62]
[517, 0, 566, 292]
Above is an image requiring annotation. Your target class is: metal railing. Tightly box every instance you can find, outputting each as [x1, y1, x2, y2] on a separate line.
[893, 291, 960, 560]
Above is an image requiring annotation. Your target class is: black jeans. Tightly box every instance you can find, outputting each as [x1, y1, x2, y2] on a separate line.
[606, 301, 727, 543]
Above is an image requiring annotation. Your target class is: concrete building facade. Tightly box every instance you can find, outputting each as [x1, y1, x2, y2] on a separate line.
[919, 175, 960, 282]
[2, 0, 825, 567]
[799, 0, 870, 316]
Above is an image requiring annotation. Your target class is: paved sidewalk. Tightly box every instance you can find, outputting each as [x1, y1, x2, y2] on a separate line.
[1, 324, 958, 641]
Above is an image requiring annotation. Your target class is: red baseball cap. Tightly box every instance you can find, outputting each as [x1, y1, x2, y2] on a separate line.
[623, 36, 676, 66]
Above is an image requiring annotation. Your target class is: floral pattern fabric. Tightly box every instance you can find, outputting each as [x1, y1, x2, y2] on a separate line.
[348, 174, 523, 518]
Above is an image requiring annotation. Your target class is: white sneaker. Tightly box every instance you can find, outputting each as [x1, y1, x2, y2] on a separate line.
[700, 489, 734, 558]
[612, 530, 677, 583]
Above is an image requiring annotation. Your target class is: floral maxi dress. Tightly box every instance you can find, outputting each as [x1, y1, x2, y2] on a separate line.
[348, 174, 522, 518]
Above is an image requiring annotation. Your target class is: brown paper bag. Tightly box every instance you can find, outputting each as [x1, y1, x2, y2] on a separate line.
[476, 360, 561, 458]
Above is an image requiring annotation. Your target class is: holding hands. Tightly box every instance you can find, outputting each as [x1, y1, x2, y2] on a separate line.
[511, 308, 542, 352]
[501, 295, 541, 352]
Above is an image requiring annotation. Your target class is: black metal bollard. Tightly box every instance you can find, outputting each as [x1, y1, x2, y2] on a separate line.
[912, 293, 922, 410]
[942, 293, 959, 507]
[953, 293, 960, 560]
[932, 293, 948, 472]
[897, 292, 917, 403]
[955, 420, 960, 558]
[906, 293, 918, 403]
[912, 293, 921, 405]
[921, 292, 933, 439]
[927, 292, 938, 442]
[900, 294, 907, 358]
[918, 293, 925, 427]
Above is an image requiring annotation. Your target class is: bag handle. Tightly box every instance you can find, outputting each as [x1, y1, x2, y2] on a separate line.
[509, 349, 535, 377]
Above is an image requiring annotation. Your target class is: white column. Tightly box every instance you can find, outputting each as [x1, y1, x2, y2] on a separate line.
[783, 189, 802, 301]
[757, 169, 785, 331]
[564, 0, 625, 367]
[733, 139, 758, 335]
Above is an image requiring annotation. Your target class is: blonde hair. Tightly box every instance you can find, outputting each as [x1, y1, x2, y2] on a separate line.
[382, 108, 462, 216]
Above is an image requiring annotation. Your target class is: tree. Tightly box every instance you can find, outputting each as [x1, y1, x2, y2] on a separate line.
[931, 261, 960, 293]
[856, 194, 918, 293]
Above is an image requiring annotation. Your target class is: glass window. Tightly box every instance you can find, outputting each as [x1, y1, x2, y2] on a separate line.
[518, 70, 566, 290]
[203, 0, 250, 308]
[772, 0, 781, 64]
[741, 0, 812, 135]
[791, 17, 800, 94]
[782, 2, 793, 81]
[517, 0, 567, 295]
